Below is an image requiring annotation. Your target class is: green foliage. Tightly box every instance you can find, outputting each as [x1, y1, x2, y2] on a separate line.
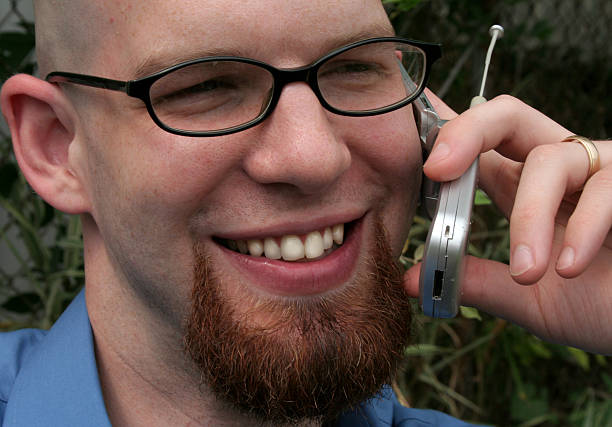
[1, 1, 612, 426]
[392, 2, 612, 424]
[385, 0, 612, 138]
[0, 13, 84, 330]
[383, 0, 427, 14]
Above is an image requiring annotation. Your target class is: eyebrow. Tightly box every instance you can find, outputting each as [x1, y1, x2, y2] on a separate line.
[131, 22, 396, 80]
[133, 46, 249, 80]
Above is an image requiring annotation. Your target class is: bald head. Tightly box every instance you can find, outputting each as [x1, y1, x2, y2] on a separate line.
[33, 0, 393, 78]
[33, 0, 124, 77]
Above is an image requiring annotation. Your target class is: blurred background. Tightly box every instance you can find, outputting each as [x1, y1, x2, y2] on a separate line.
[1, 0, 611, 425]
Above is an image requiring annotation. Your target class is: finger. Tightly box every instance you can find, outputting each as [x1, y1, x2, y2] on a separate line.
[402, 262, 420, 298]
[423, 95, 570, 182]
[477, 149, 523, 218]
[510, 140, 612, 283]
[402, 257, 539, 328]
[508, 142, 590, 283]
[453, 256, 536, 322]
[557, 166, 612, 277]
[403, 255, 612, 353]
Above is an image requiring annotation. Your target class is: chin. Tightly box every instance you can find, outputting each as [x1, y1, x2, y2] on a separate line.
[184, 216, 413, 423]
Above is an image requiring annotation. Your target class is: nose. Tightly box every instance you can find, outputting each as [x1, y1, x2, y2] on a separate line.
[242, 83, 351, 195]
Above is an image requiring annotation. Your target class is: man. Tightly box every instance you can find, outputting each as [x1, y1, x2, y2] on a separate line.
[1, 1, 610, 426]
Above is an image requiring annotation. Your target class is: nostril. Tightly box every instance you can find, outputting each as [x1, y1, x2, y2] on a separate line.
[241, 86, 351, 194]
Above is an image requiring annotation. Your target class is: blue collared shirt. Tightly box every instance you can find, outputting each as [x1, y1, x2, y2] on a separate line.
[1, 291, 476, 426]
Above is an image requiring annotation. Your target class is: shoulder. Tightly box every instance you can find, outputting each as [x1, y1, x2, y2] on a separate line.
[0, 291, 111, 427]
[335, 386, 484, 426]
[0, 328, 47, 420]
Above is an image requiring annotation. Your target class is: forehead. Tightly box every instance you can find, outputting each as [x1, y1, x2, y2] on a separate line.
[94, 0, 394, 77]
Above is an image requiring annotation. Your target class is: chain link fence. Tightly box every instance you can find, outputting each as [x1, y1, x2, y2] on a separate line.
[0, 0, 34, 277]
[389, 0, 612, 139]
[0, 1, 32, 31]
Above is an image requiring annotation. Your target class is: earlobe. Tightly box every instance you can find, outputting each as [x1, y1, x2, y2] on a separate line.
[1, 73, 90, 214]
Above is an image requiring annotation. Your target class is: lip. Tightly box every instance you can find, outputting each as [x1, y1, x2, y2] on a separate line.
[212, 211, 364, 241]
[215, 216, 365, 297]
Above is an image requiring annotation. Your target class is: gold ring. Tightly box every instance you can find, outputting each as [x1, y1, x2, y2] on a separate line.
[562, 135, 601, 180]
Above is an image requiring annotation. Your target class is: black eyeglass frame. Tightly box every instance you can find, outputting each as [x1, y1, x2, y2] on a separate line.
[46, 37, 441, 137]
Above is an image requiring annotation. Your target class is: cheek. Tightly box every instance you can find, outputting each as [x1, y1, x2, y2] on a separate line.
[340, 109, 423, 254]
[82, 119, 246, 274]
[340, 108, 422, 184]
[90, 123, 243, 224]
[80, 92, 246, 220]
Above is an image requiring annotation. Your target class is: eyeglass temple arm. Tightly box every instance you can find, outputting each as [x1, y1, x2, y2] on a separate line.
[45, 71, 128, 93]
[394, 56, 437, 153]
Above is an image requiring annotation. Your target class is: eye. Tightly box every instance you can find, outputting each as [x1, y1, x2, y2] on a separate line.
[320, 60, 383, 79]
[152, 75, 241, 105]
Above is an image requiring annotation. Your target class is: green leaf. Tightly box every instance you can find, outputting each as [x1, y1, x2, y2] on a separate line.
[404, 344, 451, 356]
[413, 243, 424, 262]
[0, 196, 50, 269]
[568, 347, 590, 371]
[460, 306, 482, 320]
[527, 337, 552, 359]
[418, 367, 483, 414]
[510, 383, 549, 422]
[474, 189, 492, 206]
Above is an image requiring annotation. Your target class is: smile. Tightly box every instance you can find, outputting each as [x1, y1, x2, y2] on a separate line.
[215, 217, 363, 296]
[220, 224, 345, 262]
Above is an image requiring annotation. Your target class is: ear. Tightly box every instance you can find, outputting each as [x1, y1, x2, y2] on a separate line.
[1, 73, 91, 214]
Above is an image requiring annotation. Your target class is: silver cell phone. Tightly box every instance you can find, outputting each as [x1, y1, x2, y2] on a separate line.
[414, 24, 503, 318]
[412, 94, 478, 318]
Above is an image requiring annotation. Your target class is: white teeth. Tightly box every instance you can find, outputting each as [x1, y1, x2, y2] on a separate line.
[304, 231, 324, 259]
[323, 227, 333, 250]
[264, 237, 281, 259]
[225, 222, 347, 261]
[247, 239, 263, 257]
[332, 223, 344, 245]
[281, 235, 304, 261]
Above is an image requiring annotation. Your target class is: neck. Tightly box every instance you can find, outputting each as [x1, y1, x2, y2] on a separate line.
[92, 319, 320, 426]
[82, 233, 320, 426]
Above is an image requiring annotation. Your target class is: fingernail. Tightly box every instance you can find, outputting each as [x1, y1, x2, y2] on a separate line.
[510, 244, 535, 276]
[425, 142, 450, 166]
[556, 246, 575, 271]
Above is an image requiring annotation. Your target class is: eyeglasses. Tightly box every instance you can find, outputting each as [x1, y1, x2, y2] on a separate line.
[46, 37, 441, 137]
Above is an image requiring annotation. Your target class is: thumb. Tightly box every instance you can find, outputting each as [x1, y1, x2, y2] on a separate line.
[402, 262, 421, 299]
[403, 256, 536, 323]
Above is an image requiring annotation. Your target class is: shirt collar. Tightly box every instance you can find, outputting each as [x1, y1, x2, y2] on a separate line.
[3, 290, 399, 427]
[3, 290, 111, 427]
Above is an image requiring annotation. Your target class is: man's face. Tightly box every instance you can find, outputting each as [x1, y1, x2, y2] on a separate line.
[74, 0, 422, 422]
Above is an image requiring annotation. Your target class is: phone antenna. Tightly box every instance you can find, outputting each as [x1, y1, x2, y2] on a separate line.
[478, 24, 504, 97]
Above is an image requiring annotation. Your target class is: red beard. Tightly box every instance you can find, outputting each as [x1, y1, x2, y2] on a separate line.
[185, 218, 412, 424]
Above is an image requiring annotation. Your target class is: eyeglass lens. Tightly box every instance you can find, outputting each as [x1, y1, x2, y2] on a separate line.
[148, 41, 426, 133]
